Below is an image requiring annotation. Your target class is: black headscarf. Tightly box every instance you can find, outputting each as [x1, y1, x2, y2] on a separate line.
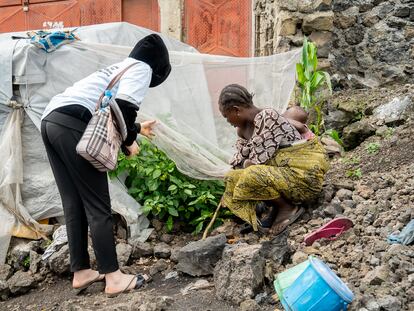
[129, 34, 171, 88]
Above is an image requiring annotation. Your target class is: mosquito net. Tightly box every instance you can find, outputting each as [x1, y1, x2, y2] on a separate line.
[20, 42, 300, 179]
[0, 22, 300, 263]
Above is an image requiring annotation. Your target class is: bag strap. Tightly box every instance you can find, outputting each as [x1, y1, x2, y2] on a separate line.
[96, 62, 138, 110]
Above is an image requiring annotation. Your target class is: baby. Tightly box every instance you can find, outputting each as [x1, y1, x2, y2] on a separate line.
[235, 106, 314, 169]
[282, 106, 315, 140]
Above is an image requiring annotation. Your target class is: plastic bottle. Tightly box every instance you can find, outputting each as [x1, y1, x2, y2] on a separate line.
[101, 90, 113, 108]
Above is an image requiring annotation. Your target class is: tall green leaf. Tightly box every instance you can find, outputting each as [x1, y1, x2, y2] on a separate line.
[302, 37, 309, 74]
[311, 71, 325, 90]
[296, 63, 305, 85]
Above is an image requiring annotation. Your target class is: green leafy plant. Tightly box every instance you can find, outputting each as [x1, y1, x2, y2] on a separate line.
[352, 110, 365, 122]
[110, 139, 229, 234]
[384, 128, 395, 139]
[366, 142, 381, 154]
[296, 37, 332, 136]
[341, 156, 360, 166]
[325, 129, 344, 146]
[22, 255, 30, 269]
[346, 168, 362, 179]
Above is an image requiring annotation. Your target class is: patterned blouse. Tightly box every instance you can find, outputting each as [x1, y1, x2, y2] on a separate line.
[230, 108, 302, 168]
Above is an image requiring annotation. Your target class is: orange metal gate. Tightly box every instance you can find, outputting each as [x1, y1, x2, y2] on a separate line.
[184, 0, 251, 57]
[0, 0, 159, 33]
[184, 0, 252, 115]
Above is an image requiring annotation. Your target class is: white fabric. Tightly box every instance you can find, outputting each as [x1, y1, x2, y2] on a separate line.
[42, 58, 151, 119]
[0, 22, 300, 264]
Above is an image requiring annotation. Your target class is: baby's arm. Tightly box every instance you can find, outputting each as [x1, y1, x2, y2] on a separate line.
[286, 118, 307, 134]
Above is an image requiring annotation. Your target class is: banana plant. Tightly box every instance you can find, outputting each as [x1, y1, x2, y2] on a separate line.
[296, 37, 332, 136]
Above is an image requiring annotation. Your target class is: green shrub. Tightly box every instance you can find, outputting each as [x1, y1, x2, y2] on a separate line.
[110, 139, 229, 234]
[346, 168, 362, 179]
[22, 255, 30, 269]
[366, 142, 381, 154]
[341, 156, 360, 165]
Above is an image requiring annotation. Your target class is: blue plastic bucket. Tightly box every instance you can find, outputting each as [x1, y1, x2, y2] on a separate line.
[274, 259, 310, 300]
[282, 257, 354, 311]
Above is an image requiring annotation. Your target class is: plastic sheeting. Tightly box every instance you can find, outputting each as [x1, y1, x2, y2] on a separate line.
[17, 40, 300, 178]
[0, 22, 300, 263]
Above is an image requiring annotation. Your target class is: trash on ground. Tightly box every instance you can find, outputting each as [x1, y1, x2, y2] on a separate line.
[387, 219, 414, 245]
[165, 271, 179, 280]
[41, 225, 68, 260]
[181, 280, 214, 295]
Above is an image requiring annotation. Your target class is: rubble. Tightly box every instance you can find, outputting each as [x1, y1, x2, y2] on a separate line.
[130, 241, 154, 259]
[48, 244, 70, 275]
[176, 234, 226, 276]
[153, 243, 171, 259]
[0, 265, 12, 282]
[116, 243, 132, 266]
[149, 259, 169, 276]
[7, 271, 36, 295]
[214, 243, 265, 305]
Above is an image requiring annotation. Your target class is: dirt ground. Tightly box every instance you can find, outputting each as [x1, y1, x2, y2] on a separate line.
[0, 270, 278, 310]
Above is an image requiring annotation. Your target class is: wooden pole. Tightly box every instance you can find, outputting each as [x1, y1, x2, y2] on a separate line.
[202, 201, 222, 240]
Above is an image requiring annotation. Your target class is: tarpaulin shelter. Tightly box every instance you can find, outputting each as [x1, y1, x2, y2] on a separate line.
[0, 22, 300, 263]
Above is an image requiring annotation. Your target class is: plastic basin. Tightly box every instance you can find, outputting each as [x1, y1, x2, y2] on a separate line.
[282, 256, 354, 311]
[274, 259, 309, 300]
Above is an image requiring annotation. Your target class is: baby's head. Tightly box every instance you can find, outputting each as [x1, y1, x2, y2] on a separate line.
[283, 106, 309, 124]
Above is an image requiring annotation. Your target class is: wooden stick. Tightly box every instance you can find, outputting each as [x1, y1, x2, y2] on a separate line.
[202, 201, 222, 240]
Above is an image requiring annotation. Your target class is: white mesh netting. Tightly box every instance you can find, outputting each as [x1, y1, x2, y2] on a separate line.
[0, 22, 300, 263]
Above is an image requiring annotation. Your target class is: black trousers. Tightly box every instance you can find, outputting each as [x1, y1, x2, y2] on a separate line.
[41, 118, 119, 274]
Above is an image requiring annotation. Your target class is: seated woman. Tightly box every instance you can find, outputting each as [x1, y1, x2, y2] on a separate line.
[219, 84, 329, 235]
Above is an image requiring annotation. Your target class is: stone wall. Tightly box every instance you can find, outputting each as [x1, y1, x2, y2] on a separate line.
[332, 0, 414, 88]
[254, 0, 334, 68]
[253, 0, 414, 88]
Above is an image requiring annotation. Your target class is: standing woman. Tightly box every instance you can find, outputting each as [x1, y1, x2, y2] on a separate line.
[41, 34, 171, 296]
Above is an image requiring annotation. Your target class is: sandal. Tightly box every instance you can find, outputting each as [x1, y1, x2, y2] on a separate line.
[106, 274, 150, 298]
[270, 207, 305, 236]
[304, 217, 353, 246]
[73, 274, 105, 295]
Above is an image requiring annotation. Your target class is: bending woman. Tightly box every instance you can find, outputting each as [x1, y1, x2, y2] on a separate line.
[219, 84, 329, 235]
[41, 34, 171, 296]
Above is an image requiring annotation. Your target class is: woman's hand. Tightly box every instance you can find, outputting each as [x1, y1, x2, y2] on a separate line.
[126, 141, 140, 157]
[140, 120, 156, 139]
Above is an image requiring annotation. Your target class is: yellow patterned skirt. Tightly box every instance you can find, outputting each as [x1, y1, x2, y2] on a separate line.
[222, 138, 330, 231]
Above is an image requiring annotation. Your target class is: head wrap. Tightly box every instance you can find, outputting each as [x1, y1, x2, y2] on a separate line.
[129, 34, 171, 88]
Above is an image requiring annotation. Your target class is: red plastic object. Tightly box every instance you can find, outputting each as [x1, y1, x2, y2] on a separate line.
[304, 217, 354, 246]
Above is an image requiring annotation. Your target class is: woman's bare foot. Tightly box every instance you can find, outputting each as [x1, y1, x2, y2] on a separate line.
[73, 269, 104, 289]
[105, 270, 138, 295]
[273, 204, 298, 226]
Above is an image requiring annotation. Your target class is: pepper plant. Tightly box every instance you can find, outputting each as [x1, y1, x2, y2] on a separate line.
[110, 138, 229, 234]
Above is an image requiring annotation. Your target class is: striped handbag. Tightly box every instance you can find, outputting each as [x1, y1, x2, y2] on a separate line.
[76, 63, 136, 172]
